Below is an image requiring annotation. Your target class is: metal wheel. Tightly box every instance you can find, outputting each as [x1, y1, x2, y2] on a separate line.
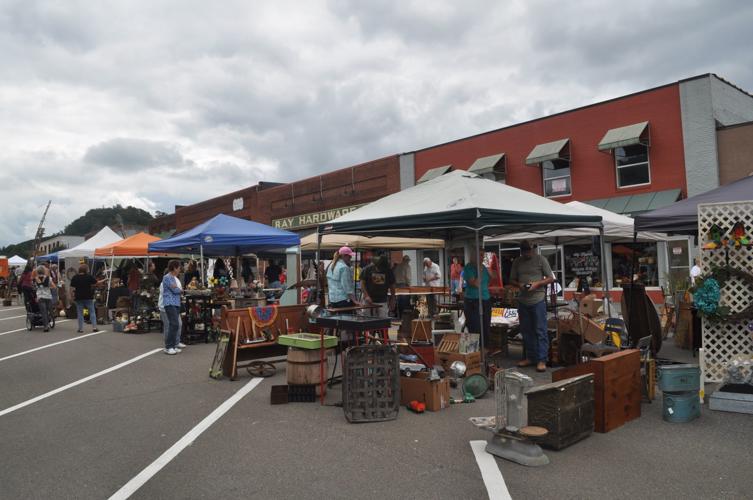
[246, 361, 276, 378]
[49, 315, 56, 330]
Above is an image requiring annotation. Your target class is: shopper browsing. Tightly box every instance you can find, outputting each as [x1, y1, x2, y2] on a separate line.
[162, 260, 183, 355]
[360, 255, 396, 318]
[326, 246, 358, 308]
[70, 264, 101, 333]
[34, 265, 53, 332]
[509, 241, 555, 372]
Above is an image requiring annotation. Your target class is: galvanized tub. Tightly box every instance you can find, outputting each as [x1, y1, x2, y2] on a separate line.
[657, 364, 700, 392]
[662, 391, 701, 423]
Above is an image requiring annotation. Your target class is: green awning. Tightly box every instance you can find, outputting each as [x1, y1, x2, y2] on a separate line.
[598, 121, 649, 151]
[468, 153, 505, 175]
[525, 138, 569, 165]
[417, 164, 453, 184]
[585, 188, 681, 215]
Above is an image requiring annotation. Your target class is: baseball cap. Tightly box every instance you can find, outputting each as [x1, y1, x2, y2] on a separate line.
[338, 246, 355, 257]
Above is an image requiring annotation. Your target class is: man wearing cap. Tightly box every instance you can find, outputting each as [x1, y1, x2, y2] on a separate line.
[326, 246, 358, 308]
[509, 240, 555, 372]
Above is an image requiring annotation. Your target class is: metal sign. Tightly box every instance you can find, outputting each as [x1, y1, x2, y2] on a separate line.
[272, 204, 365, 230]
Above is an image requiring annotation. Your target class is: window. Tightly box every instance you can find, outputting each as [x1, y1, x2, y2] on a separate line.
[615, 144, 650, 188]
[543, 158, 571, 197]
[563, 244, 602, 289]
[612, 242, 658, 287]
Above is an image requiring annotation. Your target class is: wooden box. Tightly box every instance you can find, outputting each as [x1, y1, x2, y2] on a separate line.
[400, 375, 450, 411]
[552, 350, 641, 433]
[436, 351, 481, 376]
[526, 374, 594, 450]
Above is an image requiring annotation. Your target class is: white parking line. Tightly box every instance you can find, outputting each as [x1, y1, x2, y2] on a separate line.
[0, 315, 26, 321]
[109, 377, 264, 500]
[0, 319, 71, 337]
[0, 328, 100, 362]
[470, 440, 513, 500]
[0, 307, 25, 313]
[0, 348, 163, 417]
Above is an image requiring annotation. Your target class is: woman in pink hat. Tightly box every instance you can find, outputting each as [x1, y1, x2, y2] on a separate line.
[326, 246, 358, 308]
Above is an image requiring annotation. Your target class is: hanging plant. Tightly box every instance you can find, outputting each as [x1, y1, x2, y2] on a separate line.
[692, 265, 753, 322]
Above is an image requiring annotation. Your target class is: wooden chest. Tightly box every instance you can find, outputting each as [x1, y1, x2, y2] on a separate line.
[552, 349, 641, 433]
[526, 374, 594, 450]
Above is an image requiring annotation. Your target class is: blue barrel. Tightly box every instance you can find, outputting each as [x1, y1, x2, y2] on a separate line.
[662, 391, 701, 423]
[657, 364, 700, 392]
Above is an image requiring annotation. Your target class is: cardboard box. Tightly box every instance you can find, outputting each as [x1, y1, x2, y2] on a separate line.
[579, 295, 603, 317]
[437, 351, 482, 375]
[400, 375, 450, 411]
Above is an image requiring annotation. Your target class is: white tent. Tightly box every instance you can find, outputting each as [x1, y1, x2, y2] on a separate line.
[487, 200, 667, 243]
[8, 255, 27, 266]
[57, 226, 122, 259]
[300, 233, 444, 251]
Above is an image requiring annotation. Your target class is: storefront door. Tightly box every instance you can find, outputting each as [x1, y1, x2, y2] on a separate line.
[539, 245, 565, 296]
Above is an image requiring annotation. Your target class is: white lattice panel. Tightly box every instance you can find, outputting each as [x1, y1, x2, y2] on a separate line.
[699, 201, 753, 382]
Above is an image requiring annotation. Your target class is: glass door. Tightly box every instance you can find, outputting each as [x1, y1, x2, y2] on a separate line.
[539, 245, 565, 296]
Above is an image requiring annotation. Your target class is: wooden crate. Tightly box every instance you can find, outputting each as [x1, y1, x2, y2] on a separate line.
[527, 374, 594, 450]
[552, 350, 641, 433]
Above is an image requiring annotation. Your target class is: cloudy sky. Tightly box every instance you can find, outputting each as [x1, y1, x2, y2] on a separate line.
[1, 0, 752, 247]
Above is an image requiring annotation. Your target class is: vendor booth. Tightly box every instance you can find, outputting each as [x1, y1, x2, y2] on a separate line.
[8, 255, 28, 267]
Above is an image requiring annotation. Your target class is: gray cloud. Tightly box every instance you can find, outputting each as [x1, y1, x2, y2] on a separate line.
[83, 138, 186, 170]
[1, 0, 753, 247]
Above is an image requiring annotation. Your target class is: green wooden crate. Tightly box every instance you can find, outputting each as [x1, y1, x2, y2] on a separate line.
[278, 333, 338, 350]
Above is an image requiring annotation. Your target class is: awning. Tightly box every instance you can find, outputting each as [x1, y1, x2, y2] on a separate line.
[585, 188, 681, 215]
[417, 164, 453, 183]
[525, 138, 569, 165]
[598, 121, 649, 151]
[468, 153, 505, 175]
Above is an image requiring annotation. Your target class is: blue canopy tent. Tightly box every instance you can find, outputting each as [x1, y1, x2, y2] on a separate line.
[148, 214, 301, 284]
[36, 252, 59, 263]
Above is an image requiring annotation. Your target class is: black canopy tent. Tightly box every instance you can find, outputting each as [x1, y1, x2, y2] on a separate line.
[316, 170, 604, 366]
[634, 175, 753, 234]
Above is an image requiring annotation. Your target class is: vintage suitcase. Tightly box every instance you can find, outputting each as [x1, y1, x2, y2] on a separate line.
[552, 350, 641, 433]
[526, 374, 594, 450]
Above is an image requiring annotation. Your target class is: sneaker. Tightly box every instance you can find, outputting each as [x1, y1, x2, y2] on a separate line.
[77, 330, 84, 333]
[164, 348, 177, 355]
[174, 347, 183, 353]
[177, 342, 187, 349]
[92, 328, 99, 332]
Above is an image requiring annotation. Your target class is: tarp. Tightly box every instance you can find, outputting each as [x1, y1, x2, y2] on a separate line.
[300, 233, 444, 251]
[94, 232, 162, 257]
[634, 175, 753, 234]
[148, 213, 300, 256]
[57, 226, 123, 259]
[320, 170, 602, 239]
[37, 252, 59, 262]
[487, 201, 667, 243]
[8, 255, 27, 266]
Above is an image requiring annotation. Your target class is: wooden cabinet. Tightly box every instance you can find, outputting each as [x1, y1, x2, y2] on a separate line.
[552, 349, 641, 433]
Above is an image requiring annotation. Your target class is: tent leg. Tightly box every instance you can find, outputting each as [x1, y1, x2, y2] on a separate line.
[106, 254, 114, 308]
[475, 230, 485, 369]
[599, 227, 611, 317]
[316, 231, 323, 306]
[200, 245, 205, 287]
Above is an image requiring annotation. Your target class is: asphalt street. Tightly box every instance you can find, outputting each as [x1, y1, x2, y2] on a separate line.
[1, 303, 751, 500]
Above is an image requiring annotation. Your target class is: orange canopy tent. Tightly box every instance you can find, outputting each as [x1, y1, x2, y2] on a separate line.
[94, 232, 163, 257]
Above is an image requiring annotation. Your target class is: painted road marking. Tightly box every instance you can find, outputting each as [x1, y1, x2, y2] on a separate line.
[0, 348, 163, 417]
[0, 329, 101, 362]
[109, 377, 264, 500]
[0, 315, 26, 321]
[0, 307, 26, 313]
[470, 440, 513, 500]
[0, 320, 71, 337]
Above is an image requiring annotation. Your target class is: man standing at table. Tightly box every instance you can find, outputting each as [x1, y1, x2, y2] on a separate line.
[423, 257, 441, 316]
[360, 255, 396, 318]
[509, 240, 555, 372]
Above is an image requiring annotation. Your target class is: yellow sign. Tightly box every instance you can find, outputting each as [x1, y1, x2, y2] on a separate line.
[272, 204, 366, 230]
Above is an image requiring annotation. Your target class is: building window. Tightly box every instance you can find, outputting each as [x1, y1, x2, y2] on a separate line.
[563, 244, 602, 289]
[543, 158, 572, 197]
[615, 144, 650, 188]
[612, 242, 658, 287]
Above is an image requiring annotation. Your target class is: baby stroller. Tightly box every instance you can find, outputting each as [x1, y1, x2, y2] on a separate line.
[24, 288, 56, 331]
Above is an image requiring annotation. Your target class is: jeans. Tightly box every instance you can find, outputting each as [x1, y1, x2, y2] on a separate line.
[164, 305, 180, 349]
[463, 298, 491, 344]
[451, 279, 461, 295]
[161, 309, 182, 345]
[38, 298, 51, 330]
[370, 302, 389, 319]
[75, 299, 97, 331]
[518, 300, 548, 363]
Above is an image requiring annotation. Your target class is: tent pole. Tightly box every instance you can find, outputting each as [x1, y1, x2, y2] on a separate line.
[200, 245, 205, 287]
[599, 227, 611, 317]
[316, 231, 323, 306]
[106, 254, 114, 308]
[475, 230, 485, 368]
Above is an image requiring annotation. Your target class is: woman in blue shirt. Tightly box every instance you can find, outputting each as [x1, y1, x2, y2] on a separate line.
[463, 249, 492, 345]
[326, 246, 359, 308]
[162, 260, 183, 355]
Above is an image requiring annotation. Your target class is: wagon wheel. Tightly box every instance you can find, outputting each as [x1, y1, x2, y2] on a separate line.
[246, 361, 276, 378]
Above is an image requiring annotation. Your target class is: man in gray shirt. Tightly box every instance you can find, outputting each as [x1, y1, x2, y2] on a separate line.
[509, 240, 555, 372]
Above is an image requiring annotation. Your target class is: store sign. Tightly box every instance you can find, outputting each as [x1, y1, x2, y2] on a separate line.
[232, 197, 244, 211]
[567, 251, 600, 276]
[272, 204, 366, 230]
